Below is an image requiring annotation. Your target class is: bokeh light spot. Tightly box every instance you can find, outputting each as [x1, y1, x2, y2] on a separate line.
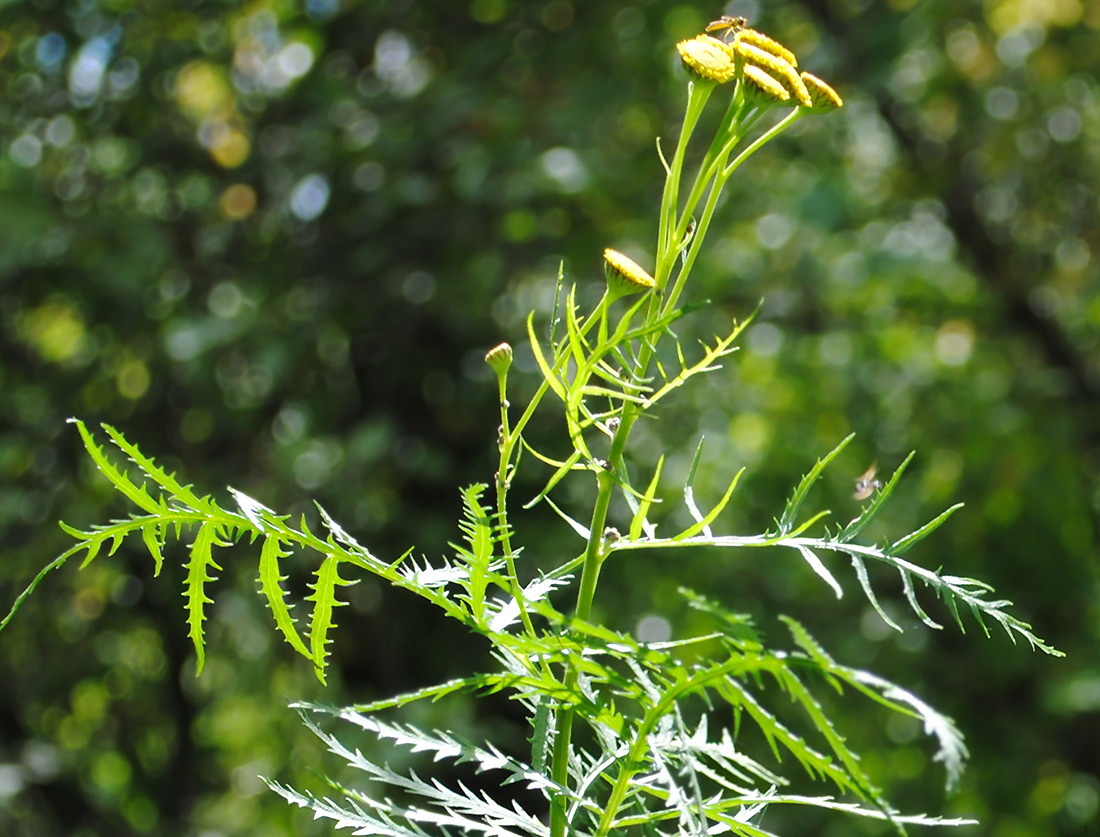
[90, 750, 132, 796]
[289, 173, 330, 220]
[636, 614, 672, 643]
[175, 61, 232, 119]
[728, 413, 772, 459]
[542, 1, 575, 31]
[208, 281, 244, 318]
[934, 319, 974, 366]
[219, 183, 257, 220]
[180, 409, 214, 444]
[19, 301, 87, 363]
[470, 0, 508, 24]
[36, 32, 66, 68]
[116, 360, 151, 400]
[540, 147, 588, 193]
[402, 271, 436, 304]
[277, 42, 314, 79]
[755, 213, 793, 249]
[208, 124, 251, 168]
[10, 134, 42, 167]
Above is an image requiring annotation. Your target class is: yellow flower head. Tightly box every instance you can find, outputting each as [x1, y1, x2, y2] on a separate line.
[603, 248, 656, 299]
[676, 35, 737, 84]
[800, 72, 843, 111]
[741, 65, 791, 106]
[738, 28, 798, 68]
[733, 41, 812, 108]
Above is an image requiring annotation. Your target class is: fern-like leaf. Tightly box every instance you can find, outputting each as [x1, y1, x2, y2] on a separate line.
[776, 434, 853, 535]
[453, 484, 495, 623]
[104, 422, 212, 513]
[258, 535, 311, 661]
[305, 555, 355, 684]
[184, 521, 228, 675]
[69, 419, 164, 515]
[141, 521, 165, 576]
[272, 707, 579, 836]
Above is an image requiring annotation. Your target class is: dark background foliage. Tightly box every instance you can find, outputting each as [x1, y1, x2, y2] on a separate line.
[0, 0, 1097, 834]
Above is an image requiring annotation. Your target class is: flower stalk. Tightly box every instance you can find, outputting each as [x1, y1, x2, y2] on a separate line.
[540, 22, 846, 837]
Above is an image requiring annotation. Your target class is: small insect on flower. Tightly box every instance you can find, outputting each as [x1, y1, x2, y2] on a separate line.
[853, 464, 882, 501]
[705, 15, 747, 42]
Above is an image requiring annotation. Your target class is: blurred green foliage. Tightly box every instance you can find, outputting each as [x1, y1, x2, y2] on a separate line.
[0, 0, 1097, 834]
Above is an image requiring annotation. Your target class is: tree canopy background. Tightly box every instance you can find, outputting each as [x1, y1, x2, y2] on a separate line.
[1, 0, 1097, 834]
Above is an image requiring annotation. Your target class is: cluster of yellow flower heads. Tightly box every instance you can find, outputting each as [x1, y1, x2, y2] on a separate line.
[516, 20, 844, 336]
[677, 19, 842, 111]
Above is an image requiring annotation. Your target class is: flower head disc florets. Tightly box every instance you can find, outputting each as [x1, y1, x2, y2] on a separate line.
[741, 65, 792, 106]
[800, 72, 844, 110]
[676, 35, 737, 84]
[738, 28, 798, 68]
[603, 248, 656, 298]
[733, 41, 812, 108]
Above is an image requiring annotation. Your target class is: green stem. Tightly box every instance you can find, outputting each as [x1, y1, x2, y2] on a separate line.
[549, 465, 616, 837]
[722, 106, 804, 179]
[493, 370, 536, 639]
[676, 90, 747, 241]
[663, 107, 805, 315]
[548, 90, 806, 837]
[594, 657, 754, 836]
[656, 81, 714, 283]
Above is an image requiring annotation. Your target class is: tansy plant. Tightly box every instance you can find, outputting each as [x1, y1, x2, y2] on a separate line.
[2, 22, 1061, 836]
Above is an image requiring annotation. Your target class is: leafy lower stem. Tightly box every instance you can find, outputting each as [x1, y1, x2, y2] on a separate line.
[549, 465, 617, 837]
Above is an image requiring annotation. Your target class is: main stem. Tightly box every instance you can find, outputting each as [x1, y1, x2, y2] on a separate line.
[548, 82, 800, 837]
[549, 465, 615, 837]
[549, 82, 705, 837]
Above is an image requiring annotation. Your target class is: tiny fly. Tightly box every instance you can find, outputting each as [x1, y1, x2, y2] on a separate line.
[853, 464, 882, 501]
[704, 15, 748, 42]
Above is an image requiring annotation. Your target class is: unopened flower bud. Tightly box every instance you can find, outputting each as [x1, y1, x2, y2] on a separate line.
[484, 342, 513, 377]
[603, 248, 656, 300]
[800, 72, 843, 111]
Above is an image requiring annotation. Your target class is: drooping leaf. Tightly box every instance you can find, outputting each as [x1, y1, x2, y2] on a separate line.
[258, 535, 311, 661]
[305, 554, 355, 684]
[184, 520, 228, 675]
[141, 521, 165, 577]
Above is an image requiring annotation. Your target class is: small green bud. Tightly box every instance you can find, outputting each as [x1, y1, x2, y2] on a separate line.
[484, 342, 513, 377]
